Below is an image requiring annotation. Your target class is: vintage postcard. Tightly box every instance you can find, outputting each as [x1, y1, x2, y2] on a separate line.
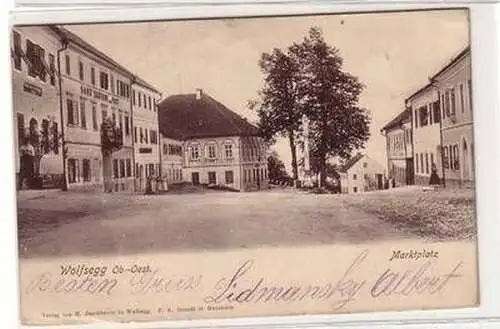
[11, 8, 478, 326]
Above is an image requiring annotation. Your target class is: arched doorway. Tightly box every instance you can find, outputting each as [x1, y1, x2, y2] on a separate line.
[461, 137, 470, 181]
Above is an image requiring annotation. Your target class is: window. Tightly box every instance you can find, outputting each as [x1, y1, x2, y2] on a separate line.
[432, 101, 440, 124]
[441, 94, 446, 119]
[415, 153, 419, 173]
[49, 54, 56, 86]
[91, 67, 96, 85]
[444, 91, 451, 117]
[144, 129, 149, 144]
[139, 128, 144, 143]
[52, 122, 59, 154]
[207, 144, 216, 159]
[153, 99, 157, 112]
[430, 153, 434, 168]
[12, 31, 21, 70]
[65, 54, 71, 75]
[459, 84, 465, 113]
[113, 159, 119, 179]
[92, 104, 98, 131]
[419, 106, 428, 126]
[364, 173, 369, 180]
[425, 153, 429, 174]
[66, 97, 79, 125]
[148, 96, 152, 110]
[80, 98, 87, 129]
[67, 159, 78, 183]
[110, 75, 115, 94]
[150, 130, 157, 144]
[101, 105, 108, 122]
[126, 159, 132, 177]
[133, 90, 136, 106]
[225, 144, 233, 159]
[420, 153, 424, 173]
[17, 113, 25, 146]
[191, 145, 200, 160]
[143, 94, 147, 108]
[99, 72, 109, 90]
[138, 92, 142, 107]
[353, 187, 358, 193]
[243, 169, 247, 183]
[78, 61, 84, 81]
[26, 39, 47, 81]
[450, 88, 456, 115]
[82, 159, 91, 182]
[363, 162, 367, 168]
[225, 171, 234, 184]
[119, 114, 123, 135]
[125, 116, 130, 136]
[414, 110, 419, 128]
[468, 79, 473, 111]
[41, 119, 50, 154]
[120, 159, 125, 178]
[353, 174, 357, 180]
[134, 127, 138, 143]
[453, 145, 460, 170]
[443, 147, 449, 169]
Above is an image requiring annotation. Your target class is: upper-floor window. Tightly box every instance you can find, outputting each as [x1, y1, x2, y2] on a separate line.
[138, 92, 142, 107]
[419, 106, 428, 127]
[459, 84, 465, 113]
[143, 94, 147, 108]
[133, 90, 136, 106]
[26, 39, 47, 82]
[124, 116, 130, 136]
[450, 88, 456, 116]
[12, 31, 22, 70]
[150, 130, 157, 144]
[148, 96, 152, 110]
[48, 54, 56, 86]
[100, 72, 109, 90]
[224, 144, 233, 159]
[65, 54, 71, 76]
[78, 60, 84, 81]
[353, 174, 357, 180]
[66, 96, 79, 126]
[363, 162, 367, 168]
[468, 79, 473, 111]
[432, 101, 440, 124]
[91, 67, 96, 85]
[414, 109, 418, 128]
[191, 145, 200, 160]
[207, 144, 216, 159]
[110, 75, 115, 94]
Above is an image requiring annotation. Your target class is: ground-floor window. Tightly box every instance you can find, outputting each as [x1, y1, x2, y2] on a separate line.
[113, 159, 119, 179]
[82, 159, 91, 182]
[67, 158, 79, 183]
[208, 171, 216, 185]
[126, 159, 132, 177]
[353, 187, 358, 193]
[225, 171, 234, 184]
[120, 159, 126, 178]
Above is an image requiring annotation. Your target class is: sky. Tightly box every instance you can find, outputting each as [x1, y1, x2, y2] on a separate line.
[65, 9, 470, 174]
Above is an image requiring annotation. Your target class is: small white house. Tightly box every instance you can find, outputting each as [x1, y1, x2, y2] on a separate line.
[339, 154, 385, 194]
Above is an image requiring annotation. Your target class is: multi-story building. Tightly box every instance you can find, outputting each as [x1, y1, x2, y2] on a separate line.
[132, 78, 161, 192]
[51, 26, 135, 192]
[339, 154, 384, 194]
[11, 26, 64, 189]
[406, 83, 442, 186]
[158, 89, 268, 192]
[432, 47, 474, 188]
[380, 108, 414, 187]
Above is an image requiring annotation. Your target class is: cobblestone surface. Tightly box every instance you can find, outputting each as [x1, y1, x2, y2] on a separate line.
[341, 187, 477, 241]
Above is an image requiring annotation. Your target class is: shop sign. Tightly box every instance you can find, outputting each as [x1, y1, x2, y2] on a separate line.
[23, 82, 42, 97]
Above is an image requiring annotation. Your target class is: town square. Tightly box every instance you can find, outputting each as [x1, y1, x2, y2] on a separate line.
[11, 10, 475, 259]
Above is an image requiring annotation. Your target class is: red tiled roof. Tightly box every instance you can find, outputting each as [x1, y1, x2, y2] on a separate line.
[158, 92, 260, 140]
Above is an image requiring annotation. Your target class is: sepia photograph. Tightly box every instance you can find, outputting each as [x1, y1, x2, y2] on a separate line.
[10, 7, 479, 325]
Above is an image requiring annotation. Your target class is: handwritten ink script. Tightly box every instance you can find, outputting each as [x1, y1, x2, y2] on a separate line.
[23, 248, 466, 321]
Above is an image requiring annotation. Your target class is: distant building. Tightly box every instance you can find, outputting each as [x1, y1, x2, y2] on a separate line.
[339, 154, 384, 194]
[406, 83, 442, 186]
[380, 108, 414, 187]
[158, 89, 268, 191]
[132, 78, 161, 193]
[432, 47, 474, 188]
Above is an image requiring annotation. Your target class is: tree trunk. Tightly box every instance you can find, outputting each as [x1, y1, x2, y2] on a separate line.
[288, 132, 298, 180]
[317, 153, 327, 188]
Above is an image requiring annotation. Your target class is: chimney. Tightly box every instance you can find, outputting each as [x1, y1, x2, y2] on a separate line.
[195, 88, 202, 100]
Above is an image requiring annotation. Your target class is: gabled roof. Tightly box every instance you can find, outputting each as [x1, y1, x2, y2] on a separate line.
[51, 25, 161, 94]
[339, 153, 365, 173]
[158, 91, 261, 140]
[380, 109, 410, 133]
[431, 46, 471, 81]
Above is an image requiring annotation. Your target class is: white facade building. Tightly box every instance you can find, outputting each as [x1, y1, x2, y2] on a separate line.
[339, 154, 384, 194]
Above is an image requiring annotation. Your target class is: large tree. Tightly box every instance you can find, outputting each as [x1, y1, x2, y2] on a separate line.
[251, 48, 303, 180]
[290, 27, 370, 186]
